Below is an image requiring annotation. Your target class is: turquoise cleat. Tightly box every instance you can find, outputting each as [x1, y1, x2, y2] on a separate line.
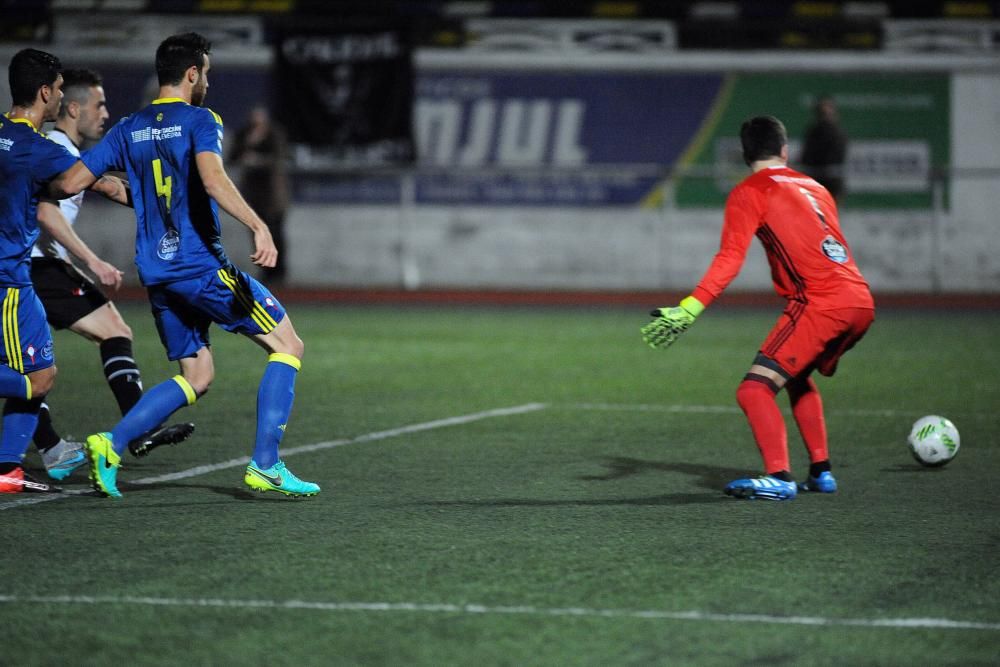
[244, 460, 320, 497]
[42, 439, 86, 481]
[85, 433, 122, 498]
[724, 475, 798, 501]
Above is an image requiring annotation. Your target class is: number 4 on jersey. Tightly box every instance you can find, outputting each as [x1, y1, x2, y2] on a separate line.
[153, 158, 172, 211]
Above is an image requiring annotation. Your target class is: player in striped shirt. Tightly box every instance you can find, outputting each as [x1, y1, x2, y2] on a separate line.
[642, 116, 875, 501]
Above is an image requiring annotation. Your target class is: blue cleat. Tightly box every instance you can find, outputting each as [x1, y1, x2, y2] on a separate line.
[42, 439, 86, 481]
[724, 475, 798, 501]
[799, 470, 838, 493]
[244, 460, 320, 497]
[85, 433, 123, 498]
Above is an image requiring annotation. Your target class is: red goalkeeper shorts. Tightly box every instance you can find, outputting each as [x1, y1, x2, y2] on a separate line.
[760, 304, 874, 379]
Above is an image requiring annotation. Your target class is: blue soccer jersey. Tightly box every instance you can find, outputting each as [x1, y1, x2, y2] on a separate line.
[82, 98, 231, 285]
[0, 116, 78, 286]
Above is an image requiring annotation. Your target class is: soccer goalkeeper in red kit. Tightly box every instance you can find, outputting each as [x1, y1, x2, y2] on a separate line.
[642, 115, 875, 501]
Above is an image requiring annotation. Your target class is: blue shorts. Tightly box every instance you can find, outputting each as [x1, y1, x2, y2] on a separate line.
[1, 285, 55, 374]
[147, 266, 286, 361]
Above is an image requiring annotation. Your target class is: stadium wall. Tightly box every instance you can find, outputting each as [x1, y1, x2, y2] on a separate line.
[3, 45, 998, 294]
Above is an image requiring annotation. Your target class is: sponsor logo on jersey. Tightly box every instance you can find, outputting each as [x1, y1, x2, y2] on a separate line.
[157, 229, 181, 260]
[131, 125, 183, 143]
[821, 235, 849, 263]
[0, 137, 13, 152]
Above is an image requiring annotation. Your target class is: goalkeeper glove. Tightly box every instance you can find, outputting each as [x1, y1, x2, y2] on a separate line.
[641, 296, 705, 349]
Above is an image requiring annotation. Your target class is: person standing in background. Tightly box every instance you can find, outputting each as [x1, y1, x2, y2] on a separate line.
[800, 95, 848, 200]
[229, 105, 290, 286]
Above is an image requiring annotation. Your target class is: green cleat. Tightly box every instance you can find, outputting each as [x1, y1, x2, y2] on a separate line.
[244, 460, 320, 497]
[85, 433, 122, 498]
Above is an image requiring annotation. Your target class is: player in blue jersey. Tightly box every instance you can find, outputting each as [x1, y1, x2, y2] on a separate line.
[30, 68, 195, 481]
[0, 49, 127, 493]
[57, 33, 318, 498]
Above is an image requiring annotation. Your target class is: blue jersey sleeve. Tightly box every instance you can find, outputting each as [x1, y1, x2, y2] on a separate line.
[81, 120, 127, 176]
[193, 108, 224, 155]
[31, 136, 78, 182]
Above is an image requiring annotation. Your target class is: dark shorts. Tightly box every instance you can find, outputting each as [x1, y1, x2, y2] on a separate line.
[148, 265, 286, 361]
[31, 258, 109, 330]
[759, 304, 875, 379]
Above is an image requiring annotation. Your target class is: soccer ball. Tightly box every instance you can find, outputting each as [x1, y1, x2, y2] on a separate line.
[907, 415, 960, 467]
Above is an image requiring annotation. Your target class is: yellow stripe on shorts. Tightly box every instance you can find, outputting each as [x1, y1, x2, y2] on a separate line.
[216, 268, 278, 333]
[3, 288, 23, 374]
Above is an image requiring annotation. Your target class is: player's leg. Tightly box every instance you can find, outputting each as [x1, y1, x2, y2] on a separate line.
[84, 285, 210, 498]
[209, 266, 316, 496]
[0, 367, 59, 493]
[70, 302, 195, 458]
[29, 258, 109, 475]
[725, 304, 819, 501]
[795, 307, 875, 493]
[786, 374, 835, 492]
[69, 302, 142, 414]
[0, 287, 61, 493]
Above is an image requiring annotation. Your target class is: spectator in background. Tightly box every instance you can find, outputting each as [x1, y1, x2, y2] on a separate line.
[230, 105, 291, 286]
[800, 95, 848, 200]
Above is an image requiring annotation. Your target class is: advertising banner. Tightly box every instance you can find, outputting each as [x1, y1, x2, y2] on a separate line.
[298, 67, 950, 209]
[666, 73, 951, 209]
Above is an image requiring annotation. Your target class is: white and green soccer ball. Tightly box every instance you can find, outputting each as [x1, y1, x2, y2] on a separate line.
[908, 415, 960, 467]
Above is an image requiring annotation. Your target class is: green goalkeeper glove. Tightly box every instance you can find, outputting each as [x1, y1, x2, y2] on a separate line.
[640, 296, 705, 349]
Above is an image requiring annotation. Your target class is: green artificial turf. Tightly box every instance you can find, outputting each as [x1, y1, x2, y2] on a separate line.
[3, 304, 998, 666]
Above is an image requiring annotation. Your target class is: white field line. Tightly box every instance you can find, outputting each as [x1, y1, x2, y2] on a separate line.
[0, 403, 547, 511]
[0, 594, 997, 631]
[562, 402, 991, 419]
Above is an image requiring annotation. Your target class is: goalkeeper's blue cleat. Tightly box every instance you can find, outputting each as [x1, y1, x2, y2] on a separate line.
[85, 433, 122, 499]
[724, 475, 798, 501]
[244, 460, 320, 497]
[798, 471, 838, 493]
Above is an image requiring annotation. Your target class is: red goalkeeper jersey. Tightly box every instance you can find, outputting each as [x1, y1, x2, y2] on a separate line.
[691, 165, 874, 311]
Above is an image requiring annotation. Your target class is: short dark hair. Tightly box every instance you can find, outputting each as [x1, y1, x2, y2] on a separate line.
[155, 32, 211, 86]
[59, 68, 103, 117]
[740, 115, 787, 166]
[8, 48, 62, 107]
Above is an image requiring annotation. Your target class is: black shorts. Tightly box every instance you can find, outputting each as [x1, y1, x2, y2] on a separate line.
[31, 258, 109, 330]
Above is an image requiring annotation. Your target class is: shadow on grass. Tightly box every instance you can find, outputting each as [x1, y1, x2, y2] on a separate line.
[406, 457, 751, 508]
[581, 456, 753, 492]
[413, 493, 728, 508]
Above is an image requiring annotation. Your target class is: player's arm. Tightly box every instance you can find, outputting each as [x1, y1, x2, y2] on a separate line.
[642, 189, 758, 349]
[47, 161, 131, 207]
[195, 150, 277, 268]
[48, 161, 97, 199]
[92, 174, 133, 207]
[36, 200, 124, 291]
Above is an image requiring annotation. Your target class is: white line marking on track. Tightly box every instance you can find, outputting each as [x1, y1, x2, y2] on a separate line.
[0, 594, 997, 631]
[0, 403, 548, 511]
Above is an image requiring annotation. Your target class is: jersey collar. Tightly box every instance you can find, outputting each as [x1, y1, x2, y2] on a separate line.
[152, 97, 186, 105]
[3, 113, 39, 130]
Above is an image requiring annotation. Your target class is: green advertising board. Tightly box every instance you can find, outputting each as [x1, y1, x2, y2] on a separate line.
[654, 73, 950, 209]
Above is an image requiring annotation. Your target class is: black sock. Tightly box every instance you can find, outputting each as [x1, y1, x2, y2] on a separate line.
[809, 460, 832, 478]
[33, 402, 61, 452]
[0, 461, 18, 474]
[101, 337, 143, 415]
[770, 470, 793, 482]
